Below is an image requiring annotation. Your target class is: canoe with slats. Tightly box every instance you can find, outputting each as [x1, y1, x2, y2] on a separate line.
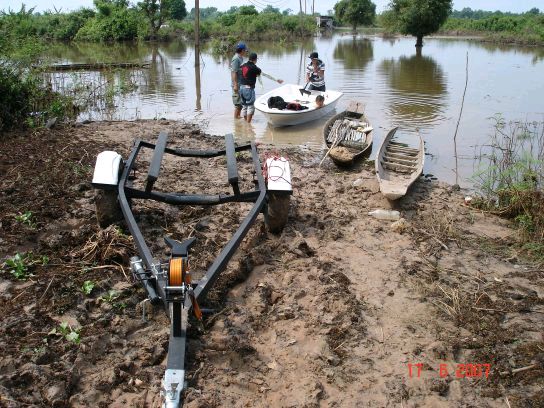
[375, 127, 424, 200]
[323, 101, 373, 166]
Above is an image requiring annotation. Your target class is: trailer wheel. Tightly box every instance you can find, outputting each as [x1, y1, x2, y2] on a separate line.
[95, 189, 123, 228]
[265, 193, 290, 233]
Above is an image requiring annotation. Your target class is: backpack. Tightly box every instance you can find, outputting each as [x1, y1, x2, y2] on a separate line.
[267, 96, 287, 110]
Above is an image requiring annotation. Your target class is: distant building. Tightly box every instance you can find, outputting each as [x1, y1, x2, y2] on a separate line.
[316, 16, 333, 29]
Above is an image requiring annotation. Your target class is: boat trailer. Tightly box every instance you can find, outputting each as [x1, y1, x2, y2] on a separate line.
[91, 132, 292, 407]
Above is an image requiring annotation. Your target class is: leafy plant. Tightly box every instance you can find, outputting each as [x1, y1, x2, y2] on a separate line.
[1, 252, 49, 280]
[3, 253, 30, 280]
[14, 210, 36, 228]
[80, 280, 96, 295]
[99, 289, 119, 303]
[49, 322, 81, 344]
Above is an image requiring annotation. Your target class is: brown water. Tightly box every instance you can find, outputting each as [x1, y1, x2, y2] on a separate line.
[45, 34, 544, 186]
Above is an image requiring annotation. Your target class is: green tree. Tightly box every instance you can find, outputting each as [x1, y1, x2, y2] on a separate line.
[383, 0, 452, 47]
[168, 0, 187, 20]
[334, 0, 376, 31]
[262, 6, 281, 14]
[138, 0, 175, 39]
[238, 5, 258, 16]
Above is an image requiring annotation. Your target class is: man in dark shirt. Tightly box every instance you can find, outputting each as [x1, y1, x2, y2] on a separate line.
[239, 53, 262, 123]
[240, 52, 283, 123]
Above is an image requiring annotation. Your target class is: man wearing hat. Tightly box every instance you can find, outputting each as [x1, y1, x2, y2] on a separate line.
[306, 51, 326, 92]
[230, 42, 248, 119]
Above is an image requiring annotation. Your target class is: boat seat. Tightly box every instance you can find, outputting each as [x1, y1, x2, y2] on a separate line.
[381, 161, 416, 173]
[384, 155, 417, 166]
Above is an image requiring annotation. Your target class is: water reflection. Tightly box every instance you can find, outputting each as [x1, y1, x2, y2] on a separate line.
[333, 37, 373, 70]
[378, 50, 447, 130]
[142, 45, 183, 96]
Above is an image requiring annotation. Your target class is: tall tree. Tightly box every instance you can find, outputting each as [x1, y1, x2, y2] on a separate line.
[334, 0, 376, 31]
[138, 0, 186, 38]
[383, 0, 452, 47]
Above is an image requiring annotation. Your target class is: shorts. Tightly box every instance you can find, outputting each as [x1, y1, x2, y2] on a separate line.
[232, 89, 242, 107]
[240, 87, 256, 115]
[308, 83, 326, 92]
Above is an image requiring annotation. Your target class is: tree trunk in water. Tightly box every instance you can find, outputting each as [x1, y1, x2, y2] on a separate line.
[415, 35, 423, 47]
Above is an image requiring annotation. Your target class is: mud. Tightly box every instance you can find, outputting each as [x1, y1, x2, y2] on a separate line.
[0, 120, 542, 407]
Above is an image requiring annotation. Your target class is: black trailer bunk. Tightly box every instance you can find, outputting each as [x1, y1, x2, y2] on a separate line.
[91, 132, 292, 407]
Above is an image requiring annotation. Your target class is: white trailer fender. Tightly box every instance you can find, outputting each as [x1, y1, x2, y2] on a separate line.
[265, 157, 292, 193]
[92, 151, 123, 188]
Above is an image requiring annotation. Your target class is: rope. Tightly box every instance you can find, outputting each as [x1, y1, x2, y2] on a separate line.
[262, 152, 292, 186]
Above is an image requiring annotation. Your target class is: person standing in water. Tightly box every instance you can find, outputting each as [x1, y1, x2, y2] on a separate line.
[230, 42, 248, 119]
[240, 52, 283, 123]
[306, 51, 326, 92]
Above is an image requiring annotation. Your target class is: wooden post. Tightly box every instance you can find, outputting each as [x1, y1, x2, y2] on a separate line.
[195, 0, 200, 68]
[299, 0, 303, 35]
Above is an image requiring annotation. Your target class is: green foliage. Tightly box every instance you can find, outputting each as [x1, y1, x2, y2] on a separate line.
[175, 13, 315, 41]
[334, 0, 376, 30]
[472, 117, 544, 245]
[238, 6, 258, 16]
[167, 0, 187, 20]
[186, 7, 219, 21]
[14, 211, 36, 228]
[80, 280, 96, 295]
[75, 6, 141, 41]
[3, 253, 31, 280]
[383, 0, 453, 45]
[441, 13, 544, 44]
[49, 322, 81, 344]
[99, 289, 120, 303]
[2, 252, 48, 280]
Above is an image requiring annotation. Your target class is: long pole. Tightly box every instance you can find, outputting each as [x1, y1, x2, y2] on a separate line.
[453, 52, 469, 186]
[312, 0, 315, 15]
[195, 0, 200, 68]
[299, 0, 303, 35]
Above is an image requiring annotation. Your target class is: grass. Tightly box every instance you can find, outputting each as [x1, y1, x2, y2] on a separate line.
[472, 116, 544, 263]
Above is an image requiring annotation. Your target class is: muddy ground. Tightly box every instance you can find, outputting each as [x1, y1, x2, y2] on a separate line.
[0, 120, 543, 408]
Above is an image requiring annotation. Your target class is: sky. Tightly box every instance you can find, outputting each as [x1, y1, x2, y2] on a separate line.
[1, 0, 541, 15]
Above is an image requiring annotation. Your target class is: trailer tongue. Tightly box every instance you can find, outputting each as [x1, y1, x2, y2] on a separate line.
[92, 132, 292, 407]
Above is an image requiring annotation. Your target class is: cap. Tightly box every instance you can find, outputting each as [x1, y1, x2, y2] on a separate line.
[236, 42, 247, 52]
[249, 52, 258, 61]
[308, 52, 319, 59]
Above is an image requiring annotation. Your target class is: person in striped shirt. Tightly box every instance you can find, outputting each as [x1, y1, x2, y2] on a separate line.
[306, 51, 326, 92]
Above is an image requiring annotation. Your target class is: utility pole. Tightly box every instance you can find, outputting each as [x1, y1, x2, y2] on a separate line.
[299, 0, 303, 35]
[312, 0, 315, 15]
[195, 0, 201, 110]
[304, 0, 307, 14]
[195, 0, 200, 67]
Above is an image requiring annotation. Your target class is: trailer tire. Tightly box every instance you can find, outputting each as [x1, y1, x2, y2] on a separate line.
[95, 189, 123, 228]
[265, 193, 290, 233]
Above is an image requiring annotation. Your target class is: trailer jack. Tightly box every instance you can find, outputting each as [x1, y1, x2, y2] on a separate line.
[92, 132, 292, 407]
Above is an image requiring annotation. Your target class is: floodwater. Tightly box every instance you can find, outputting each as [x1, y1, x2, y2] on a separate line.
[45, 34, 544, 186]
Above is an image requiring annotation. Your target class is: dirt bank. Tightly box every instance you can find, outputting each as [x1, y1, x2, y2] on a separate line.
[0, 120, 542, 407]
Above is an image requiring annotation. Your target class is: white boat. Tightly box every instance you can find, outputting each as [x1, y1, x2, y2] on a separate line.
[375, 127, 425, 200]
[255, 84, 343, 127]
